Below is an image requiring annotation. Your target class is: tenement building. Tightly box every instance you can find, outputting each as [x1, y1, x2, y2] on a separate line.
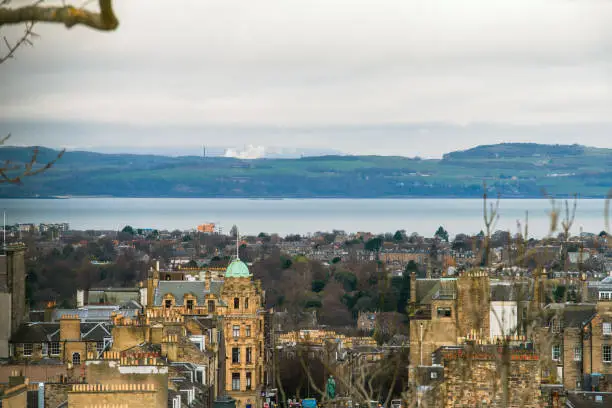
[218, 258, 266, 407]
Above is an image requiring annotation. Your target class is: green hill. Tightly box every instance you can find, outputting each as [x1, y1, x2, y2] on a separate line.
[0, 143, 610, 198]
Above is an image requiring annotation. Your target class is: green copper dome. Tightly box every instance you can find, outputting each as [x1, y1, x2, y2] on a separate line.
[225, 259, 251, 278]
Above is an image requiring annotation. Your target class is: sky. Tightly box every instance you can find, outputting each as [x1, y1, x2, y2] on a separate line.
[1, 0, 611, 158]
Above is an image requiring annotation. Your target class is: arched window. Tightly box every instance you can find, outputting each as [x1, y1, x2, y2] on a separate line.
[72, 352, 81, 365]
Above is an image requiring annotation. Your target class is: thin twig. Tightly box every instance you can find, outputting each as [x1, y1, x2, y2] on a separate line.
[0, 135, 65, 183]
[0, 20, 37, 64]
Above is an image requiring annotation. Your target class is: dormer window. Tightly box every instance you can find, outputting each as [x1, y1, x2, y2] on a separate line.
[186, 300, 194, 310]
[163, 294, 175, 309]
[552, 319, 561, 334]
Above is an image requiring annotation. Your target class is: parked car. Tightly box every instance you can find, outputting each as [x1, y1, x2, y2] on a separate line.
[302, 398, 318, 408]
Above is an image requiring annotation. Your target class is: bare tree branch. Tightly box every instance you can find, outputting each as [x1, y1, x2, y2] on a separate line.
[0, 0, 118, 31]
[0, 135, 65, 183]
[0, 20, 37, 64]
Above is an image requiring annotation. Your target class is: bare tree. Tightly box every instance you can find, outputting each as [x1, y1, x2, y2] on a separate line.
[0, 0, 118, 31]
[481, 182, 500, 267]
[0, 134, 65, 183]
[0, 0, 110, 182]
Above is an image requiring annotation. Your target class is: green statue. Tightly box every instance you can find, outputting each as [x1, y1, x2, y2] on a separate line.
[326, 375, 336, 399]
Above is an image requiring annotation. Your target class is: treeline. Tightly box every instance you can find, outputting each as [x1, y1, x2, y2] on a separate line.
[1, 144, 611, 197]
[23, 237, 148, 308]
[251, 248, 411, 334]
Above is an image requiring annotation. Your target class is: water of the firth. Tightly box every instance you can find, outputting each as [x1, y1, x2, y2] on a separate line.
[0, 198, 609, 238]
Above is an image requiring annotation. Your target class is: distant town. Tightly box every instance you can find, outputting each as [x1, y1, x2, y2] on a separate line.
[1, 217, 612, 407]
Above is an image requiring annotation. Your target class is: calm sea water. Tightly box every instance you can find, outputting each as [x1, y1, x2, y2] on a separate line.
[0, 198, 609, 238]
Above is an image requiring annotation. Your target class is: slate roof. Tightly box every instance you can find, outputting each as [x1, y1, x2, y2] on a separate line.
[53, 304, 140, 322]
[543, 304, 596, 328]
[490, 282, 532, 302]
[10, 322, 111, 343]
[154, 281, 207, 306]
[209, 280, 223, 297]
[81, 323, 112, 341]
[415, 279, 441, 304]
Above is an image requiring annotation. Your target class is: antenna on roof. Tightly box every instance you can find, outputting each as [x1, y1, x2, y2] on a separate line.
[236, 227, 240, 260]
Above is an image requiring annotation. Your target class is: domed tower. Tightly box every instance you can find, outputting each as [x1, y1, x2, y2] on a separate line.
[219, 230, 265, 407]
[225, 259, 251, 279]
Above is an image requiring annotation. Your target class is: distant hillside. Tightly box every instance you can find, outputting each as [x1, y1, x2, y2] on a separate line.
[442, 143, 593, 160]
[0, 143, 611, 198]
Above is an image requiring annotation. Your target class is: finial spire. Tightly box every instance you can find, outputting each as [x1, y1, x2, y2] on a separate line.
[236, 227, 240, 260]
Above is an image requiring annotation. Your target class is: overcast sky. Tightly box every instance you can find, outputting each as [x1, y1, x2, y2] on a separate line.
[1, 0, 611, 157]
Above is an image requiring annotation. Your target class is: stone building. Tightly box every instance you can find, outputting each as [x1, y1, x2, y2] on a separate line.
[0, 372, 29, 408]
[218, 258, 266, 407]
[9, 316, 112, 366]
[0, 243, 26, 358]
[139, 256, 269, 407]
[357, 311, 377, 332]
[536, 304, 596, 389]
[432, 344, 542, 408]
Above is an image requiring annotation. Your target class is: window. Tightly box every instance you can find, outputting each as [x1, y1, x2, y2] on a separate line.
[186, 300, 194, 311]
[551, 319, 561, 334]
[601, 292, 612, 301]
[97, 341, 104, 354]
[196, 368, 205, 384]
[232, 347, 240, 364]
[231, 373, 240, 391]
[574, 347, 582, 361]
[430, 371, 438, 379]
[41, 343, 48, 356]
[233, 325, 240, 338]
[246, 347, 252, 364]
[552, 345, 561, 361]
[603, 345, 612, 363]
[22, 343, 33, 356]
[437, 307, 452, 318]
[165, 299, 172, 309]
[246, 325, 251, 337]
[208, 300, 215, 313]
[245, 297, 249, 309]
[72, 352, 81, 365]
[246, 371, 252, 390]
[604, 322, 612, 336]
[50, 342, 60, 356]
[234, 298, 240, 309]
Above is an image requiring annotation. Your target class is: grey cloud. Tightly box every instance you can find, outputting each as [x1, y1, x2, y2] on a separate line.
[0, 0, 611, 154]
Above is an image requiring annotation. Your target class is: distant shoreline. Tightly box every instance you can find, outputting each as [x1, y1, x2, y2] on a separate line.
[0, 195, 606, 200]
